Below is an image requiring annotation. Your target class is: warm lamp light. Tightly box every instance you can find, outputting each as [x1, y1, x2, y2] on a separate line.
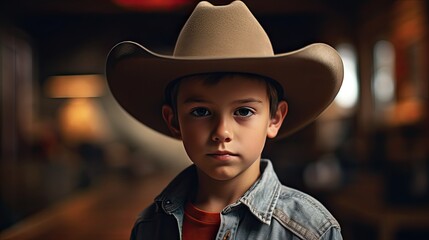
[45, 74, 105, 98]
[58, 98, 109, 143]
[45, 74, 110, 143]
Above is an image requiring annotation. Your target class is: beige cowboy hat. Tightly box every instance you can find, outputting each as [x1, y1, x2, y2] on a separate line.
[106, 0, 343, 139]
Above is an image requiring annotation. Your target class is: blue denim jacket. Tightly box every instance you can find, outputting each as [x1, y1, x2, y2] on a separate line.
[130, 159, 342, 240]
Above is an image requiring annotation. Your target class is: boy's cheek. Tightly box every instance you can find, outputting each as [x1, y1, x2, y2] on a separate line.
[179, 122, 204, 138]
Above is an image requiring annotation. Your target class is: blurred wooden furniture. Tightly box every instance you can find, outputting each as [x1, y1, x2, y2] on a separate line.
[329, 173, 429, 240]
[0, 171, 176, 240]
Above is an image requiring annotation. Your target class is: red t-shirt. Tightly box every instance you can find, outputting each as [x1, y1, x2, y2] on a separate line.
[183, 202, 221, 240]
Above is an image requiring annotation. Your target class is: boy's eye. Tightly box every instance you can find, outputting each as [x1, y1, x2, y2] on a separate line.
[234, 108, 254, 117]
[191, 107, 211, 117]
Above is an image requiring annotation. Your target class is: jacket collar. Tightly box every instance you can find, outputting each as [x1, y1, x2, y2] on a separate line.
[154, 165, 197, 214]
[239, 159, 281, 224]
[155, 159, 282, 224]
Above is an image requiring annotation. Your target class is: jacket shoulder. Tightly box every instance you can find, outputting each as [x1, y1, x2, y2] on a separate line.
[273, 186, 341, 240]
[130, 203, 180, 240]
[130, 204, 156, 239]
[138, 203, 158, 220]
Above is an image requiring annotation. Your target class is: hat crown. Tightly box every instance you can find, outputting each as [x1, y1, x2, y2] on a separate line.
[173, 1, 274, 58]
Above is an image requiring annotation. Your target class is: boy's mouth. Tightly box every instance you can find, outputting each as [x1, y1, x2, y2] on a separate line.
[207, 151, 239, 159]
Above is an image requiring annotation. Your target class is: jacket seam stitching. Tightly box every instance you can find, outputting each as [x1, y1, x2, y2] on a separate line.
[273, 208, 319, 240]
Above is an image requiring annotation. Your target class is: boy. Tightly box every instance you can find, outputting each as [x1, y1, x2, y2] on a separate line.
[106, 1, 344, 239]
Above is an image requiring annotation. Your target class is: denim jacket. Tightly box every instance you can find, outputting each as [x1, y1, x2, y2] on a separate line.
[130, 159, 342, 240]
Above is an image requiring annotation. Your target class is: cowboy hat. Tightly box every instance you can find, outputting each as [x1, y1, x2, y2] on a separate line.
[106, 0, 343, 139]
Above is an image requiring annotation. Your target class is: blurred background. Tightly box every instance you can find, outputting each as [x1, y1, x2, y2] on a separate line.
[0, 0, 428, 239]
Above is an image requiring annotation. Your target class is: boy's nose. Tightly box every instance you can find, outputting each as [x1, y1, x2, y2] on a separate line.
[211, 116, 233, 143]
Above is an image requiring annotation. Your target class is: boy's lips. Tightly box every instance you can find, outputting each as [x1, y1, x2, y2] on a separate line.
[207, 150, 239, 160]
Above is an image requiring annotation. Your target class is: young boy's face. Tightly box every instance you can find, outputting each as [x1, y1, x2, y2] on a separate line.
[162, 75, 287, 181]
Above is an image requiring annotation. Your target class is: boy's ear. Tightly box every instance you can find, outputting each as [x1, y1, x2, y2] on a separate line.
[162, 105, 182, 139]
[267, 101, 288, 139]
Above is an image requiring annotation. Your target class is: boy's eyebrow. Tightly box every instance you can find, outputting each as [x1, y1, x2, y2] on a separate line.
[233, 98, 264, 104]
[182, 96, 263, 104]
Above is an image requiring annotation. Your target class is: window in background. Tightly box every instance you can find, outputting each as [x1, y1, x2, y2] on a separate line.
[334, 43, 359, 110]
[372, 40, 395, 112]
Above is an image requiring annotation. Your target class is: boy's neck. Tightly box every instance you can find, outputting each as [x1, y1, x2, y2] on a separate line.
[192, 160, 261, 213]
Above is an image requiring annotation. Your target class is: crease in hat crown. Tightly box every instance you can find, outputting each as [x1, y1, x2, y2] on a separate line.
[173, 1, 274, 58]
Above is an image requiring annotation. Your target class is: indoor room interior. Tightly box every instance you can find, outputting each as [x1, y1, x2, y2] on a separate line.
[0, 0, 428, 239]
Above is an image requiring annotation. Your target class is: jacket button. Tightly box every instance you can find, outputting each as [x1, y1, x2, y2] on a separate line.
[223, 230, 231, 240]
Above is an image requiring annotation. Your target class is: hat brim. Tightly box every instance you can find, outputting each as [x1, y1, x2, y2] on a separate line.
[106, 41, 343, 139]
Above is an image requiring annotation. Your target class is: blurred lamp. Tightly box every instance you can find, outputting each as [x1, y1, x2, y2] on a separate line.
[45, 74, 104, 98]
[45, 74, 110, 143]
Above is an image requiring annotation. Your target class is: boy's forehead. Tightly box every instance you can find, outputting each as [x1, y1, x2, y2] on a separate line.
[179, 75, 266, 90]
[177, 75, 268, 99]
[178, 73, 267, 88]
